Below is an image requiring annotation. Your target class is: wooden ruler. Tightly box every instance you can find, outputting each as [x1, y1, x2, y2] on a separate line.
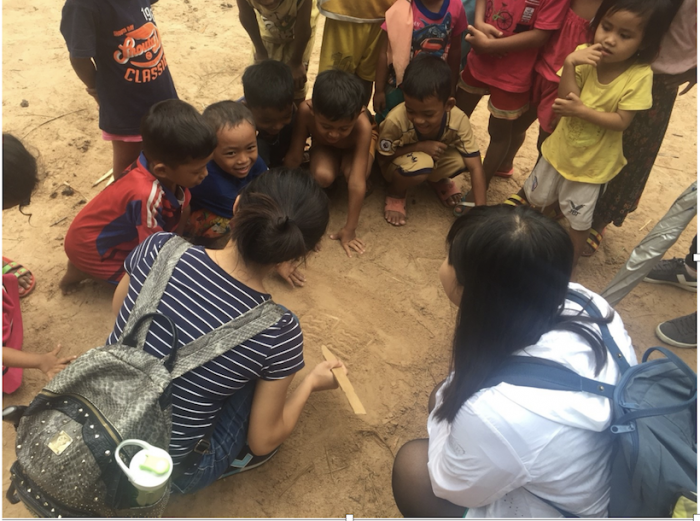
[321, 345, 366, 415]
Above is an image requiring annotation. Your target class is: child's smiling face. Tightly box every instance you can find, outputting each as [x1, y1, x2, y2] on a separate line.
[214, 121, 259, 179]
[404, 94, 454, 138]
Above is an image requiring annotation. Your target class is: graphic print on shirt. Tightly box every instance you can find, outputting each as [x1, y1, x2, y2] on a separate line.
[484, 0, 515, 31]
[412, 13, 454, 58]
[112, 7, 169, 84]
[261, 12, 296, 40]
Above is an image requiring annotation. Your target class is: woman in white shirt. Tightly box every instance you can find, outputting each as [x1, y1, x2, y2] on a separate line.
[392, 204, 637, 517]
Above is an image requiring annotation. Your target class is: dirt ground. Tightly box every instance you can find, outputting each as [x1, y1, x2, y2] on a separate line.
[2, 0, 697, 517]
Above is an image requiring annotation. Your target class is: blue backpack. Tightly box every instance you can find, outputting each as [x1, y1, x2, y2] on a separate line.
[485, 290, 697, 517]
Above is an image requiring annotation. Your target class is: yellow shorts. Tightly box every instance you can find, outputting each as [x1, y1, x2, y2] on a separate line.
[380, 148, 467, 183]
[318, 19, 384, 82]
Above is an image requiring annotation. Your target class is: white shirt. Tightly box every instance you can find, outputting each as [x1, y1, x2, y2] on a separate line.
[427, 284, 638, 518]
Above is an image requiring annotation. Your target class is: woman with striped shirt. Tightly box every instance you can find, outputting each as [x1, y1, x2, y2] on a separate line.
[109, 168, 345, 494]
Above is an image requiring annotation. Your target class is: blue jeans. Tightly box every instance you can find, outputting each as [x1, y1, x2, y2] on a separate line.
[170, 381, 255, 495]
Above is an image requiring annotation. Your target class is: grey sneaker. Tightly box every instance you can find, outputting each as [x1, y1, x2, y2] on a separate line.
[655, 312, 697, 349]
[644, 258, 697, 292]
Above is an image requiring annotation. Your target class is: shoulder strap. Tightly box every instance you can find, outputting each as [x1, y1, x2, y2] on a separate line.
[170, 300, 285, 379]
[118, 235, 192, 347]
[565, 289, 630, 373]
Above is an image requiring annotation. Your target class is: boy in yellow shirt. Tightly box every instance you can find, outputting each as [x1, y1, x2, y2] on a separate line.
[236, 0, 318, 103]
[317, 0, 397, 104]
[515, 0, 660, 266]
[378, 55, 486, 226]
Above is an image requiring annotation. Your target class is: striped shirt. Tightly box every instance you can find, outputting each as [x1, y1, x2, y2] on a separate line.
[107, 232, 305, 465]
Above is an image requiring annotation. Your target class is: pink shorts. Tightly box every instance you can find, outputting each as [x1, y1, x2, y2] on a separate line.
[459, 64, 530, 120]
[531, 72, 560, 134]
[102, 131, 142, 142]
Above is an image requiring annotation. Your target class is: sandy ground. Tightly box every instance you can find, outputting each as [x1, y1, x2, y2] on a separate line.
[2, 0, 697, 517]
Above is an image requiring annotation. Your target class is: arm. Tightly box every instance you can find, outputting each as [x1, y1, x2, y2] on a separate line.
[3, 346, 75, 379]
[289, 0, 313, 90]
[283, 103, 311, 167]
[112, 273, 131, 316]
[472, 0, 501, 38]
[466, 26, 552, 55]
[247, 360, 345, 455]
[463, 155, 486, 206]
[558, 44, 602, 98]
[447, 32, 463, 92]
[373, 32, 389, 114]
[69, 56, 99, 103]
[552, 98, 636, 132]
[236, 0, 268, 61]
[387, 141, 447, 162]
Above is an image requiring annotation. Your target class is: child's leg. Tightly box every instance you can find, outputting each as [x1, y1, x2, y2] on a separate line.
[112, 140, 142, 180]
[558, 179, 603, 268]
[456, 64, 489, 117]
[521, 157, 561, 214]
[455, 88, 482, 118]
[498, 106, 538, 173]
[381, 152, 434, 226]
[428, 148, 467, 208]
[310, 145, 342, 188]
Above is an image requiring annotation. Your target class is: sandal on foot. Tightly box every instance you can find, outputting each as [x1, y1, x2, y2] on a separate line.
[495, 166, 514, 178]
[453, 195, 476, 217]
[2, 257, 36, 298]
[504, 194, 528, 207]
[582, 228, 605, 257]
[384, 195, 407, 226]
[428, 178, 462, 207]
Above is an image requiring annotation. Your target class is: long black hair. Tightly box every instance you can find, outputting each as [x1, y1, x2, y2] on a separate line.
[231, 167, 329, 266]
[3, 133, 39, 215]
[434, 205, 611, 423]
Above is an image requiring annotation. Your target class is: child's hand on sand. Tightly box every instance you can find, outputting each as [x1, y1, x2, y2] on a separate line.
[276, 262, 306, 288]
[38, 344, 76, 379]
[307, 360, 346, 392]
[417, 141, 447, 161]
[330, 227, 365, 257]
[567, 44, 603, 67]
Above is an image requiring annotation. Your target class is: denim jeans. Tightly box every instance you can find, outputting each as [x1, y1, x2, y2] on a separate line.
[170, 381, 255, 495]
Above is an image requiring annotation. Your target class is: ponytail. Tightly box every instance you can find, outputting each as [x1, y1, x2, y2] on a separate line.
[230, 167, 329, 266]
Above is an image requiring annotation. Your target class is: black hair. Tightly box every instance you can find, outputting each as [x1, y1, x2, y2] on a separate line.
[312, 69, 365, 121]
[3, 133, 38, 212]
[203, 100, 255, 133]
[590, 0, 681, 63]
[242, 60, 295, 111]
[401, 54, 452, 103]
[231, 167, 329, 266]
[434, 205, 612, 423]
[140, 99, 218, 168]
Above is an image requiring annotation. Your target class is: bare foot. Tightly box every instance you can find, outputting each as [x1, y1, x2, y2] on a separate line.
[429, 179, 461, 208]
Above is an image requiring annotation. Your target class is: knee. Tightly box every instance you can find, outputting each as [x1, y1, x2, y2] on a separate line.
[487, 116, 513, 139]
[392, 439, 429, 515]
[312, 168, 336, 188]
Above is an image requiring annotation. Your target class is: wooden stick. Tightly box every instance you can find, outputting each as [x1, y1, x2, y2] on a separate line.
[321, 345, 366, 415]
[93, 168, 114, 187]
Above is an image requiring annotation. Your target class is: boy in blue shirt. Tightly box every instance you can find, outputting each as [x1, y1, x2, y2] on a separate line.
[185, 101, 268, 248]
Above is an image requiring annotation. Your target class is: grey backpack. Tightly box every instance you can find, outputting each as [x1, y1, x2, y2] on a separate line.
[485, 290, 697, 517]
[6, 236, 283, 517]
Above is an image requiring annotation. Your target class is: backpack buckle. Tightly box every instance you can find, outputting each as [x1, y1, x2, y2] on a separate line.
[611, 423, 635, 434]
[193, 439, 211, 454]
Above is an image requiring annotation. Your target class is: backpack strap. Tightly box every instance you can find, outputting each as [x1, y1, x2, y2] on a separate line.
[118, 235, 192, 348]
[565, 289, 631, 373]
[170, 299, 285, 379]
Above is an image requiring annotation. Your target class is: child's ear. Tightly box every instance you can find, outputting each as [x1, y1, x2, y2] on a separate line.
[232, 194, 241, 214]
[150, 161, 169, 181]
[445, 97, 456, 111]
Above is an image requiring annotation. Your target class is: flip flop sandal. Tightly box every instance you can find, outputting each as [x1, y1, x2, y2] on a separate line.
[494, 167, 515, 178]
[453, 196, 476, 217]
[582, 228, 605, 257]
[428, 178, 461, 207]
[504, 194, 528, 207]
[2, 257, 36, 298]
[384, 195, 407, 226]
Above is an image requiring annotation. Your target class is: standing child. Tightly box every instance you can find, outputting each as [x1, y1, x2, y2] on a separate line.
[455, 0, 569, 203]
[317, 0, 397, 105]
[60, 100, 216, 294]
[285, 70, 376, 258]
[185, 101, 268, 248]
[374, 0, 468, 123]
[241, 60, 295, 168]
[236, 0, 318, 104]
[60, 0, 178, 178]
[377, 55, 485, 226]
[516, 0, 673, 266]
[497, 0, 603, 177]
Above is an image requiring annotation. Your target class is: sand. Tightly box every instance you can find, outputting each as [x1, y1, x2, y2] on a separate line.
[2, 0, 697, 517]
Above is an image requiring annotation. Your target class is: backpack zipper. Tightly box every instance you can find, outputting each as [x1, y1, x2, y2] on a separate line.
[39, 391, 122, 446]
